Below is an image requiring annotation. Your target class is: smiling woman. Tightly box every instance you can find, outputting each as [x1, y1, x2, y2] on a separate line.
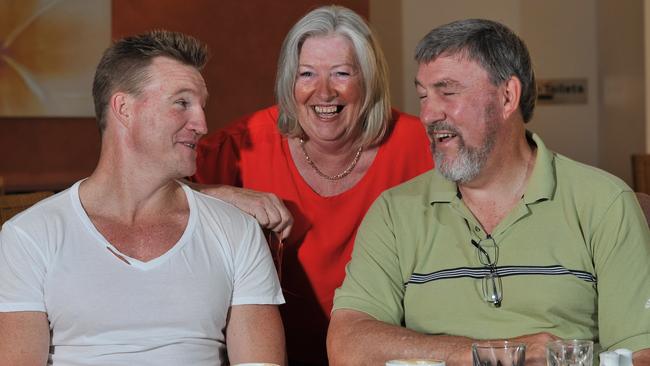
[291, 34, 365, 192]
[190, 6, 433, 365]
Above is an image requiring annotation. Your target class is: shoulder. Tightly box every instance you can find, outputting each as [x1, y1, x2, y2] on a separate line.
[1, 186, 78, 261]
[530, 132, 629, 196]
[371, 171, 436, 212]
[554, 153, 632, 197]
[384, 170, 436, 197]
[3, 187, 75, 233]
[186, 187, 261, 242]
[530, 133, 632, 212]
[189, 189, 257, 227]
[547, 152, 643, 229]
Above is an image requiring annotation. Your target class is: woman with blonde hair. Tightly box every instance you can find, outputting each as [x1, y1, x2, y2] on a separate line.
[192, 6, 433, 365]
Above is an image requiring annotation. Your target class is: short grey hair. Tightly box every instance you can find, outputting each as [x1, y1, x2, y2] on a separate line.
[415, 19, 536, 123]
[275, 5, 391, 147]
[92, 30, 209, 133]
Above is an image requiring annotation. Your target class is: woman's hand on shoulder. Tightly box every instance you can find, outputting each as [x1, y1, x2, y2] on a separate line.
[199, 184, 293, 240]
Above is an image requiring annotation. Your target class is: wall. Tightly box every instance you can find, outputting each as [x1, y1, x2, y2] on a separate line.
[0, 1, 369, 192]
[113, 0, 368, 131]
[597, 0, 646, 184]
[5, 1, 645, 190]
[368, 0, 403, 109]
[521, 1, 600, 167]
[0, 0, 110, 193]
[646, 0, 650, 154]
[647, 0, 650, 153]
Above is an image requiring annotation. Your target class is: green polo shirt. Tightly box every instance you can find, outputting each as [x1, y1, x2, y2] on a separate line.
[334, 132, 650, 355]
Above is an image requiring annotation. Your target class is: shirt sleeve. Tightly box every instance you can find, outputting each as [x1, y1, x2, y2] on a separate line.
[231, 217, 284, 306]
[332, 194, 406, 325]
[593, 190, 650, 351]
[0, 222, 47, 312]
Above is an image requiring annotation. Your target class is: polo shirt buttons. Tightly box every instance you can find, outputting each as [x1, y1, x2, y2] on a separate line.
[474, 226, 481, 232]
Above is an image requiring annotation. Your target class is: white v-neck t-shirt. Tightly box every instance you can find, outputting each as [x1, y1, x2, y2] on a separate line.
[0, 181, 284, 365]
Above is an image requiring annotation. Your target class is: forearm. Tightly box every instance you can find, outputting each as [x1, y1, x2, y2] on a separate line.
[0, 312, 50, 366]
[327, 310, 472, 365]
[634, 348, 650, 364]
[226, 305, 286, 365]
[181, 180, 293, 238]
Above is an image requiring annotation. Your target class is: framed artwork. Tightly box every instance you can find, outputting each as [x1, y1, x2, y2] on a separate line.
[0, 0, 111, 117]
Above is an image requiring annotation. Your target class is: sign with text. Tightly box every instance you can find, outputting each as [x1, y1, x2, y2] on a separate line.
[537, 78, 588, 105]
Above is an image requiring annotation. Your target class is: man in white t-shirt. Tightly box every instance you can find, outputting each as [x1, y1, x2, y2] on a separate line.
[0, 30, 286, 365]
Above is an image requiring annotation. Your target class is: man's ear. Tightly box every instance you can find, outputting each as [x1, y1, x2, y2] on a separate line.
[109, 92, 132, 129]
[501, 76, 522, 120]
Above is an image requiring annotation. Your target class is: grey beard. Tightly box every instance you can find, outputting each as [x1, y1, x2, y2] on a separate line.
[434, 140, 492, 183]
[432, 120, 496, 184]
[430, 100, 500, 183]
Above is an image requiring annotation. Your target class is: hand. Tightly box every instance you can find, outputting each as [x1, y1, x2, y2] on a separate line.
[510, 332, 559, 365]
[200, 185, 293, 240]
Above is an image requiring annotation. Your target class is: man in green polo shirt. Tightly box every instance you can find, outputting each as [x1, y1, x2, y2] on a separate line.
[328, 19, 650, 366]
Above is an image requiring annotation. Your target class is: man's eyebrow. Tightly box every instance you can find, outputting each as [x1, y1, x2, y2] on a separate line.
[433, 79, 461, 88]
[171, 87, 208, 98]
[414, 78, 461, 89]
[172, 87, 197, 95]
[170, 87, 209, 105]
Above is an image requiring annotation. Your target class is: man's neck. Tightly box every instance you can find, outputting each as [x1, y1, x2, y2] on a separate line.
[78, 149, 191, 262]
[458, 132, 536, 234]
[79, 153, 184, 225]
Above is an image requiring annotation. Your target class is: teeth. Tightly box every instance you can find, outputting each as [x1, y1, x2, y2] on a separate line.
[314, 105, 338, 114]
[437, 133, 454, 139]
[183, 143, 196, 149]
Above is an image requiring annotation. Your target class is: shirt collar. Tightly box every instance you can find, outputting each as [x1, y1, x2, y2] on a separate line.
[522, 131, 556, 204]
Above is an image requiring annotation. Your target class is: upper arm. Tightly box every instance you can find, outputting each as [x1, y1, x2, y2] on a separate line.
[226, 218, 285, 364]
[231, 220, 283, 305]
[0, 311, 50, 366]
[225, 304, 285, 365]
[328, 308, 377, 342]
[332, 196, 406, 324]
[0, 218, 51, 364]
[593, 191, 650, 350]
[0, 222, 48, 312]
[634, 348, 650, 363]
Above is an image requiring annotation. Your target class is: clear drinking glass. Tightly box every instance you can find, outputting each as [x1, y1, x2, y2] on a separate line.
[546, 339, 593, 366]
[385, 360, 445, 366]
[472, 341, 526, 366]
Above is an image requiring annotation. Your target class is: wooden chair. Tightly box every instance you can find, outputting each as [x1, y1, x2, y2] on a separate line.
[632, 154, 650, 194]
[0, 191, 54, 226]
[636, 192, 650, 227]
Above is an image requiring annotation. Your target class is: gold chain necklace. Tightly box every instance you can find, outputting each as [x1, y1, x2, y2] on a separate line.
[298, 138, 363, 181]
